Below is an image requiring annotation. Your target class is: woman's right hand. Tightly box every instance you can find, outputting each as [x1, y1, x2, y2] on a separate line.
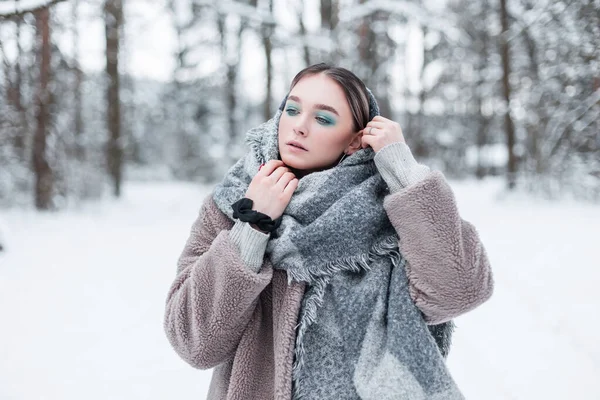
[245, 160, 298, 222]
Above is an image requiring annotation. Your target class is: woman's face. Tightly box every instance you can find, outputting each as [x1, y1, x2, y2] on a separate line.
[278, 73, 363, 177]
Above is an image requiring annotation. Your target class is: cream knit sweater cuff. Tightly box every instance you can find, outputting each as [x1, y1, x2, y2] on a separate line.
[373, 141, 432, 193]
[229, 219, 270, 273]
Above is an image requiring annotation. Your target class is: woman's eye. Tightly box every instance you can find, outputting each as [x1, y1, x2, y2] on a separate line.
[316, 116, 334, 125]
[286, 108, 299, 116]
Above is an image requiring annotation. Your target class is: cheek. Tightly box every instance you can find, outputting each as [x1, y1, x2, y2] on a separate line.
[313, 125, 350, 148]
[278, 116, 290, 141]
[279, 114, 289, 129]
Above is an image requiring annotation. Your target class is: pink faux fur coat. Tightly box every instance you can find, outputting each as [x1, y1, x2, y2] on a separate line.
[163, 170, 494, 400]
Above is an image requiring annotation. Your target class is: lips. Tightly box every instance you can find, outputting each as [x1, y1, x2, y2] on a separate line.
[287, 141, 308, 151]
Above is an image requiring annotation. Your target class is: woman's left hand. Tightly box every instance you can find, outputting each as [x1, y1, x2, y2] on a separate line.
[359, 116, 406, 153]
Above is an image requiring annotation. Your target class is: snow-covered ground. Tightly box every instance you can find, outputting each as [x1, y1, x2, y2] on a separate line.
[0, 177, 598, 400]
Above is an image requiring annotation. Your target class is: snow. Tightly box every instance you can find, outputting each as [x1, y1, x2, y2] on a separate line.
[0, 0, 63, 17]
[0, 218, 7, 252]
[1, 177, 599, 399]
[465, 143, 509, 168]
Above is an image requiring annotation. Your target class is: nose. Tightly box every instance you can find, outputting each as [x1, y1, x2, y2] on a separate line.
[293, 127, 306, 137]
[293, 114, 309, 137]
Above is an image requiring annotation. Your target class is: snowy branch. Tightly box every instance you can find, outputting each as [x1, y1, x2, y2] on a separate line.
[546, 89, 600, 158]
[0, 0, 66, 19]
[195, 0, 276, 26]
[503, 0, 578, 43]
[272, 30, 336, 53]
[338, 0, 466, 44]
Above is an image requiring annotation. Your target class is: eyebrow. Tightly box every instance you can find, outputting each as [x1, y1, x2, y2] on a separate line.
[287, 95, 340, 116]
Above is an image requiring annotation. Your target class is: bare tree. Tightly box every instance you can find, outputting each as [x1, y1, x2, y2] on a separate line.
[1, 0, 29, 162]
[32, 7, 53, 210]
[357, 0, 376, 83]
[262, 0, 274, 120]
[499, 0, 517, 189]
[104, 0, 123, 197]
[217, 14, 240, 162]
[13, 14, 26, 158]
[320, 0, 338, 31]
[297, 0, 311, 66]
[72, 0, 84, 162]
[317, 0, 339, 64]
[355, 2, 392, 119]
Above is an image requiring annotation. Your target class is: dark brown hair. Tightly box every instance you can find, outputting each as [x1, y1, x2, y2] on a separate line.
[288, 63, 370, 133]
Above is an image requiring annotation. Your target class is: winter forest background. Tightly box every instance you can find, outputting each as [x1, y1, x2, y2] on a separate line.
[0, 0, 598, 207]
[0, 0, 599, 399]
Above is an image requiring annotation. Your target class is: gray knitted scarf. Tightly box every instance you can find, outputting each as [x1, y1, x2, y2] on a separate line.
[212, 93, 463, 400]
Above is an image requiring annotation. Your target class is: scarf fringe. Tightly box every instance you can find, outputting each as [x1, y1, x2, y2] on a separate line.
[291, 234, 402, 400]
[285, 234, 401, 286]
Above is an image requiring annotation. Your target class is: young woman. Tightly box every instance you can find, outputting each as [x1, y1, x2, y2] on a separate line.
[163, 63, 494, 400]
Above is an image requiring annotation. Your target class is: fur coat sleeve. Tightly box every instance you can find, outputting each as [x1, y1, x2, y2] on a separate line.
[163, 195, 273, 369]
[383, 170, 494, 325]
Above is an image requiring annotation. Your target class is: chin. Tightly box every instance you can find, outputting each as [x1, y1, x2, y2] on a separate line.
[279, 147, 333, 172]
[280, 157, 306, 170]
[285, 157, 335, 176]
[279, 152, 304, 168]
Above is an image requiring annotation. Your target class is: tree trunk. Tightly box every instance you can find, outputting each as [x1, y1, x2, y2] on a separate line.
[9, 1, 27, 160]
[520, 25, 543, 174]
[33, 7, 53, 210]
[320, 0, 338, 31]
[357, 0, 378, 125]
[169, 0, 185, 171]
[73, 0, 84, 162]
[105, 0, 123, 197]
[475, 94, 489, 179]
[499, 0, 517, 189]
[475, 4, 491, 180]
[358, 0, 376, 79]
[263, 37, 273, 119]
[262, 0, 274, 121]
[217, 14, 243, 166]
[358, 0, 375, 78]
[298, 0, 310, 66]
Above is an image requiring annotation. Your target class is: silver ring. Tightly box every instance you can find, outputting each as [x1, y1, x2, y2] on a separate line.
[369, 126, 373, 135]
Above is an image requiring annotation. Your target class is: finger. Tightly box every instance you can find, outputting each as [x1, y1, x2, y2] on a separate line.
[361, 135, 371, 148]
[283, 178, 299, 197]
[259, 159, 285, 176]
[276, 172, 296, 190]
[364, 126, 380, 136]
[365, 121, 386, 130]
[268, 165, 291, 182]
[371, 115, 390, 123]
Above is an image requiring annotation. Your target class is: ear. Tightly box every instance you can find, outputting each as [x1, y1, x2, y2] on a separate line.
[345, 132, 363, 155]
